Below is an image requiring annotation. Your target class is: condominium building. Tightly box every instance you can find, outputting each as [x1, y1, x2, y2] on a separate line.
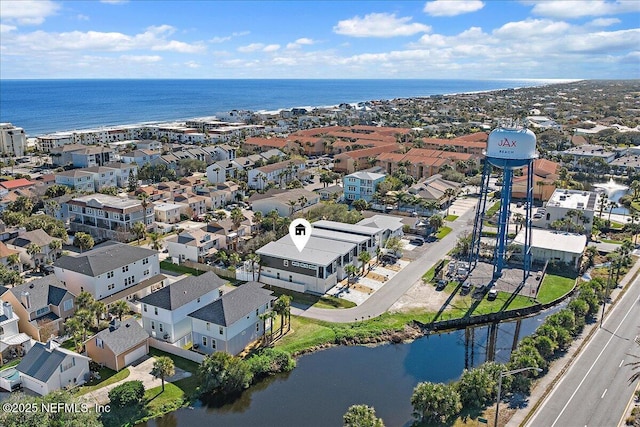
[67, 194, 153, 241]
[0, 123, 26, 157]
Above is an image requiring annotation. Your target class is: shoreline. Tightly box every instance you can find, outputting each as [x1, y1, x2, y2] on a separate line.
[3, 78, 574, 137]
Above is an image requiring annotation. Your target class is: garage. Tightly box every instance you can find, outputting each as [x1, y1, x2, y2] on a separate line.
[123, 344, 148, 367]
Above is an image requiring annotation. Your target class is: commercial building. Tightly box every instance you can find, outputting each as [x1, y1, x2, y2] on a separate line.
[513, 229, 587, 269]
[538, 188, 597, 233]
[256, 220, 382, 294]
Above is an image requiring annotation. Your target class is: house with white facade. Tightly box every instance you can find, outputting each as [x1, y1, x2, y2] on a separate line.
[537, 188, 597, 234]
[121, 149, 161, 165]
[55, 170, 96, 193]
[343, 171, 386, 203]
[206, 160, 245, 184]
[247, 159, 306, 190]
[53, 241, 164, 306]
[103, 162, 138, 188]
[139, 272, 230, 347]
[0, 300, 32, 363]
[513, 229, 587, 269]
[165, 227, 226, 263]
[70, 146, 114, 168]
[16, 341, 90, 396]
[82, 166, 119, 191]
[189, 281, 275, 356]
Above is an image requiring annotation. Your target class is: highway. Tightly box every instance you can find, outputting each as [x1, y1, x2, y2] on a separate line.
[526, 274, 640, 427]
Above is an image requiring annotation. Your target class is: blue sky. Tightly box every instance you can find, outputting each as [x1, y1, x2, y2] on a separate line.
[1, 0, 638, 79]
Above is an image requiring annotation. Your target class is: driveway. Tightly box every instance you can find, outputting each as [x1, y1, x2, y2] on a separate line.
[81, 356, 191, 405]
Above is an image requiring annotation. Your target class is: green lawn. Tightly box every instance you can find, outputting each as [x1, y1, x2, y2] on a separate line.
[486, 201, 501, 217]
[0, 358, 21, 371]
[148, 347, 200, 374]
[267, 285, 356, 309]
[433, 291, 535, 321]
[159, 260, 204, 276]
[445, 214, 459, 221]
[602, 238, 624, 244]
[436, 226, 453, 239]
[537, 272, 577, 304]
[76, 367, 130, 395]
[137, 383, 189, 423]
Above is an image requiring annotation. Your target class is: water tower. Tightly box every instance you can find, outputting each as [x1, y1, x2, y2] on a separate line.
[469, 125, 538, 282]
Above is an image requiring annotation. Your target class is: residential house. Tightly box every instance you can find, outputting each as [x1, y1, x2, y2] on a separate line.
[67, 193, 154, 241]
[205, 218, 252, 251]
[7, 229, 62, 270]
[343, 171, 386, 203]
[82, 166, 119, 191]
[166, 227, 226, 263]
[139, 272, 229, 347]
[0, 178, 35, 192]
[1, 275, 75, 342]
[316, 185, 344, 202]
[85, 319, 149, 371]
[121, 149, 161, 165]
[243, 137, 290, 153]
[70, 146, 114, 168]
[154, 202, 182, 224]
[333, 144, 402, 174]
[0, 242, 21, 273]
[16, 341, 90, 395]
[54, 170, 96, 192]
[407, 174, 461, 212]
[249, 188, 319, 217]
[0, 299, 32, 363]
[102, 162, 139, 188]
[205, 160, 245, 184]
[189, 282, 275, 356]
[247, 159, 306, 190]
[173, 194, 207, 218]
[53, 241, 164, 306]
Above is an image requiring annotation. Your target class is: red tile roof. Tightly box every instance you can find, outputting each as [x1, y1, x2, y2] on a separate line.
[0, 178, 35, 190]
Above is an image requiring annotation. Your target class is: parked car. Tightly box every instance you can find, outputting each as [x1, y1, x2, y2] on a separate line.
[487, 289, 498, 300]
[410, 236, 425, 245]
[461, 280, 472, 294]
[436, 279, 447, 291]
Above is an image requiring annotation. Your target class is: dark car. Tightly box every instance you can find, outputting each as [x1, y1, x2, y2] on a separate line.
[436, 279, 447, 291]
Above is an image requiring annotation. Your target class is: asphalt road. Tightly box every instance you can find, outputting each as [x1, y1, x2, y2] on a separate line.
[526, 274, 640, 427]
[291, 204, 476, 322]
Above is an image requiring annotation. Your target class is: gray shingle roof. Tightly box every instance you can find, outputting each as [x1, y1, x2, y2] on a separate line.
[138, 271, 227, 311]
[188, 281, 274, 326]
[93, 320, 149, 356]
[9, 275, 70, 312]
[53, 241, 157, 277]
[17, 342, 85, 383]
[9, 229, 58, 248]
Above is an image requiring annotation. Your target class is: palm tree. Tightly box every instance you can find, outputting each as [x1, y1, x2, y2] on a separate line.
[513, 213, 525, 234]
[151, 356, 175, 392]
[273, 295, 292, 335]
[138, 193, 150, 228]
[287, 199, 298, 216]
[597, 193, 608, 218]
[74, 232, 94, 253]
[48, 239, 62, 259]
[428, 214, 444, 235]
[7, 253, 20, 272]
[110, 300, 129, 321]
[230, 207, 244, 229]
[131, 222, 147, 245]
[345, 264, 359, 287]
[358, 251, 372, 274]
[64, 317, 85, 352]
[607, 200, 617, 223]
[92, 300, 106, 328]
[149, 231, 163, 251]
[76, 291, 95, 311]
[627, 336, 640, 384]
[444, 188, 457, 216]
[26, 243, 41, 268]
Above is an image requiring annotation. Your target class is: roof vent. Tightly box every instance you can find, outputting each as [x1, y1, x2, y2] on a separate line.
[29, 284, 34, 289]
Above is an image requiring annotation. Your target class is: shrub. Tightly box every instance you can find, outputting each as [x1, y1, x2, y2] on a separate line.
[246, 348, 296, 378]
[411, 382, 462, 424]
[199, 352, 253, 396]
[108, 380, 145, 408]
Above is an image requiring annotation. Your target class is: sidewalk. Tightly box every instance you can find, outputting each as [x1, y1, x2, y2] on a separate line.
[506, 256, 640, 427]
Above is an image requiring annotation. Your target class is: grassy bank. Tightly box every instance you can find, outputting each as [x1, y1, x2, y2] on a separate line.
[76, 368, 130, 396]
[268, 285, 356, 309]
[537, 272, 577, 304]
[436, 226, 453, 239]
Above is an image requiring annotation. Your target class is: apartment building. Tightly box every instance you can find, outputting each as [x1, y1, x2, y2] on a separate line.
[343, 171, 386, 203]
[67, 194, 153, 241]
[247, 159, 306, 190]
[0, 123, 26, 157]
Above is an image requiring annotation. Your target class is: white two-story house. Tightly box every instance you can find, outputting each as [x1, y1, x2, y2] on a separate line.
[53, 241, 163, 306]
[139, 272, 230, 348]
[189, 281, 275, 356]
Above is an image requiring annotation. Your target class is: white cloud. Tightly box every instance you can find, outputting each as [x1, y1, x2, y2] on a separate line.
[333, 13, 431, 38]
[588, 17, 621, 27]
[100, 0, 129, 4]
[120, 55, 162, 62]
[185, 60, 200, 68]
[152, 40, 205, 53]
[493, 19, 571, 39]
[423, 0, 485, 17]
[287, 38, 316, 49]
[562, 28, 640, 53]
[263, 44, 280, 52]
[238, 43, 264, 53]
[0, 24, 17, 33]
[526, 0, 640, 19]
[0, 0, 59, 25]
[210, 30, 250, 44]
[77, 14, 90, 21]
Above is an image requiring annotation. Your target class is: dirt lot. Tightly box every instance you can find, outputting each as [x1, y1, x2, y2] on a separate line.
[389, 277, 456, 313]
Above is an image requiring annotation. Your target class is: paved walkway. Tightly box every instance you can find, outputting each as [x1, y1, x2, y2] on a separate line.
[506, 255, 640, 427]
[81, 356, 191, 405]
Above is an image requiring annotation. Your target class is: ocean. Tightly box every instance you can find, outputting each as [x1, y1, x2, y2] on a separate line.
[0, 79, 561, 137]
